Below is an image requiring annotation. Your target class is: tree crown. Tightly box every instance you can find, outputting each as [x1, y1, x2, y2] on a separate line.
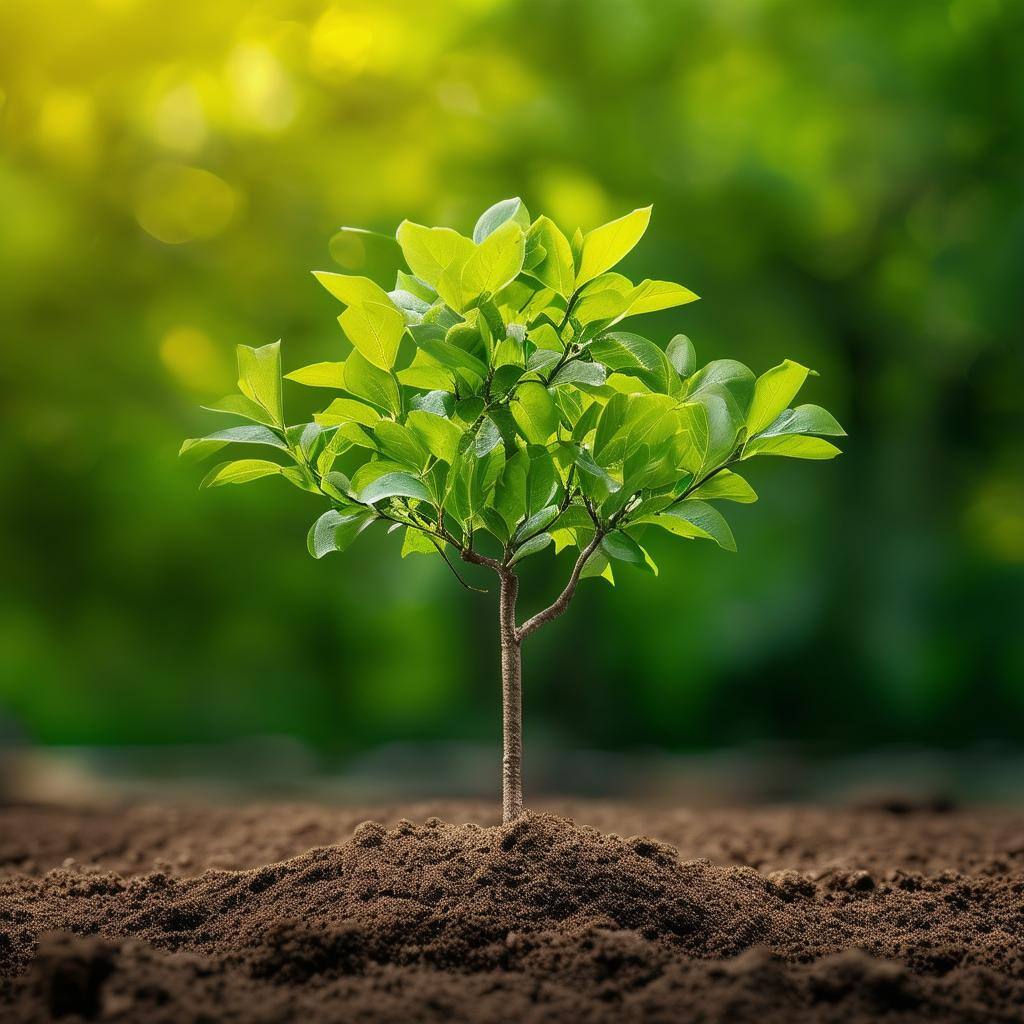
[182, 198, 844, 585]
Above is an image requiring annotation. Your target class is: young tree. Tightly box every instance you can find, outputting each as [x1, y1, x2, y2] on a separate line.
[182, 199, 844, 822]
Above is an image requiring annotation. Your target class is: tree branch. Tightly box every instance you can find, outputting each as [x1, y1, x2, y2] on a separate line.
[460, 546, 505, 573]
[517, 529, 604, 640]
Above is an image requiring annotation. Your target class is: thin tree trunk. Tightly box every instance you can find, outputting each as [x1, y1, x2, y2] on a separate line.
[499, 572, 524, 823]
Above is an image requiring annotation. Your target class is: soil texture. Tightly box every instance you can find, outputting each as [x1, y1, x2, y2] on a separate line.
[1, 799, 1023, 1022]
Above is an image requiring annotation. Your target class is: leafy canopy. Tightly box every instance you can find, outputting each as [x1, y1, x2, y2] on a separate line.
[182, 199, 844, 584]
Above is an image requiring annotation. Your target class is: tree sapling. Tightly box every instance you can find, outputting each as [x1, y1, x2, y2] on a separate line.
[182, 199, 844, 822]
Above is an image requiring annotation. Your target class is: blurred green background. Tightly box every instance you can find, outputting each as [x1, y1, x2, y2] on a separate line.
[1, 0, 1022, 768]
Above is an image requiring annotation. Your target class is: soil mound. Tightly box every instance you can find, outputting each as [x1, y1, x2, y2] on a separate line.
[2, 809, 1023, 1022]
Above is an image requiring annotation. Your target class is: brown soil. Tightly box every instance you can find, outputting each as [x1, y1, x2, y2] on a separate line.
[2, 799, 1023, 1022]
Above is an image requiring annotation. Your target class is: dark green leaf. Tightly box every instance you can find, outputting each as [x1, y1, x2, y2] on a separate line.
[508, 531, 553, 565]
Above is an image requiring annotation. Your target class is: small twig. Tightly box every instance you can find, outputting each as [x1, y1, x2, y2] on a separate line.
[517, 530, 604, 640]
[437, 543, 489, 593]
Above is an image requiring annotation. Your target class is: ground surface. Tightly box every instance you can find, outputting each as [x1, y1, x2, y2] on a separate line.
[1, 799, 1023, 1022]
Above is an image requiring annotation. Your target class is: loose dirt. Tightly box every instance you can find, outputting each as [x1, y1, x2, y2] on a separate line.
[1, 799, 1022, 1022]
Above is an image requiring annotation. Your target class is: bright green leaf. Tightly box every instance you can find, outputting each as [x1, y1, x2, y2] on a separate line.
[285, 362, 347, 388]
[589, 332, 672, 394]
[576, 206, 652, 286]
[200, 459, 285, 488]
[473, 197, 530, 244]
[742, 435, 842, 460]
[757, 404, 846, 439]
[395, 221, 475, 287]
[236, 341, 284, 426]
[640, 499, 736, 551]
[689, 469, 758, 503]
[401, 527, 439, 557]
[525, 216, 575, 297]
[201, 394, 277, 426]
[511, 382, 559, 444]
[406, 410, 464, 464]
[343, 350, 402, 416]
[179, 424, 287, 461]
[747, 359, 813, 436]
[338, 300, 404, 371]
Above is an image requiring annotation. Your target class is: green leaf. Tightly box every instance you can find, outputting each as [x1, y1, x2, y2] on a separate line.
[438, 220, 525, 311]
[682, 386, 745, 474]
[576, 206, 652, 286]
[200, 459, 286, 487]
[338, 299, 404, 371]
[589, 332, 672, 394]
[742, 435, 842, 460]
[284, 362, 347, 388]
[401, 527, 439, 557]
[373, 421, 429, 471]
[685, 359, 755, 416]
[525, 216, 575, 297]
[550, 359, 607, 388]
[286, 422, 326, 461]
[473, 197, 530, 243]
[746, 359, 813, 436]
[594, 393, 679, 468]
[319, 469, 356, 502]
[312, 397, 381, 428]
[313, 271, 392, 307]
[451, 397, 482, 425]
[473, 416, 503, 457]
[201, 394, 277, 426]
[406, 410, 464, 465]
[409, 389, 456, 417]
[343, 350, 402, 416]
[525, 446, 558, 517]
[573, 286, 631, 325]
[571, 445, 621, 500]
[307, 509, 375, 559]
[396, 271, 437, 303]
[398, 350, 455, 392]
[526, 347, 561, 372]
[494, 448, 528, 531]
[449, 445, 505, 525]
[757, 404, 846, 439]
[511, 382, 559, 444]
[357, 471, 431, 505]
[580, 547, 615, 584]
[641, 499, 736, 551]
[514, 504, 561, 543]
[689, 469, 758, 503]
[179, 424, 287, 461]
[479, 506, 511, 544]
[351, 459, 409, 493]
[579, 279, 699, 326]
[389, 288, 431, 322]
[666, 335, 696, 377]
[236, 341, 284, 426]
[418, 339, 488, 382]
[619, 279, 699, 316]
[508, 531, 553, 565]
[601, 531, 651, 570]
[395, 221, 475, 287]
[592, 393, 629, 463]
